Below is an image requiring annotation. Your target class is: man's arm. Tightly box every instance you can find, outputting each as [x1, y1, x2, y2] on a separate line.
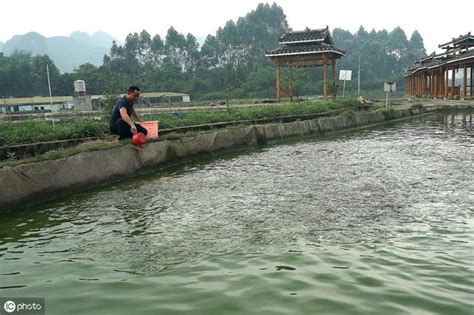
[119, 107, 137, 134]
[132, 109, 144, 122]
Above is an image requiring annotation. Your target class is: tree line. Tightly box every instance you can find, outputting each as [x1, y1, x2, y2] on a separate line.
[0, 3, 426, 100]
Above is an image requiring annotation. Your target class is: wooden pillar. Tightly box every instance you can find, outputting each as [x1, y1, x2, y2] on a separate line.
[439, 67, 446, 98]
[431, 71, 435, 97]
[414, 75, 417, 96]
[323, 57, 327, 99]
[428, 72, 431, 97]
[462, 64, 467, 98]
[419, 74, 423, 96]
[436, 70, 440, 97]
[331, 59, 335, 99]
[451, 66, 456, 97]
[471, 63, 474, 96]
[421, 74, 424, 96]
[426, 73, 429, 96]
[445, 67, 449, 98]
[438, 69, 442, 97]
[276, 58, 281, 102]
[413, 76, 416, 96]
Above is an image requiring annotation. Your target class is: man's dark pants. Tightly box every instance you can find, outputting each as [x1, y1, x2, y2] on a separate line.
[110, 119, 148, 140]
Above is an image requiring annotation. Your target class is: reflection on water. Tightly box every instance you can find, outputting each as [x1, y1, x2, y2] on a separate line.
[0, 111, 473, 314]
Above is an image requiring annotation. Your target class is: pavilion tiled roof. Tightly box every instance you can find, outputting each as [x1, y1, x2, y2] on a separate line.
[439, 32, 474, 49]
[265, 27, 345, 58]
[405, 49, 474, 76]
[265, 43, 345, 57]
[279, 27, 331, 44]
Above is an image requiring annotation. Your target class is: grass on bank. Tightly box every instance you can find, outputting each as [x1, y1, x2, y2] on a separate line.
[0, 99, 356, 146]
[0, 120, 109, 146]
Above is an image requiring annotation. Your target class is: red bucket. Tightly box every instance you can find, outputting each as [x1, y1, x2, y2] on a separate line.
[132, 132, 146, 146]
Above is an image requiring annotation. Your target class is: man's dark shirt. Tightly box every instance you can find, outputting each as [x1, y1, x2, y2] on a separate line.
[110, 96, 133, 126]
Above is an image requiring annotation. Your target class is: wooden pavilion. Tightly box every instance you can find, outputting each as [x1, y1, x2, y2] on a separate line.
[265, 26, 345, 101]
[405, 32, 474, 99]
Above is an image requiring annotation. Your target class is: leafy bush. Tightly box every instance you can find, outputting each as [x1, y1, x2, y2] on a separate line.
[375, 107, 396, 119]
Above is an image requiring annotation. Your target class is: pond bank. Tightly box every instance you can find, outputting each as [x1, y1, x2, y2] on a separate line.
[0, 104, 471, 212]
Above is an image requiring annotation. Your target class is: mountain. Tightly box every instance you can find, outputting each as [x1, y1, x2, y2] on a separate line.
[0, 41, 4, 52]
[70, 31, 116, 48]
[2, 31, 118, 73]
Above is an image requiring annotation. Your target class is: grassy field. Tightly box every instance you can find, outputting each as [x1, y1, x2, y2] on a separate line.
[1, 99, 357, 146]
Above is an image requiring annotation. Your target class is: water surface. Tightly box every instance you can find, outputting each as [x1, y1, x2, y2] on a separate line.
[1, 111, 473, 314]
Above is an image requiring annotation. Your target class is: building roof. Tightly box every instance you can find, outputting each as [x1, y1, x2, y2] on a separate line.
[279, 26, 332, 45]
[265, 26, 344, 58]
[265, 42, 345, 57]
[406, 32, 474, 77]
[405, 49, 474, 76]
[439, 32, 474, 49]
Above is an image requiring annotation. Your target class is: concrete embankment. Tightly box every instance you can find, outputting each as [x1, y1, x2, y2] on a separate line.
[0, 105, 471, 211]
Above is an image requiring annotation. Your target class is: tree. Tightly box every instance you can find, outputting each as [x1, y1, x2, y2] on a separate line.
[408, 31, 427, 64]
[164, 27, 187, 67]
[31, 54, 60, 96]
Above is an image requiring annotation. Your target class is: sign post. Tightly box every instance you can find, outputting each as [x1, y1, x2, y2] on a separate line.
[339, 70, 352, 98]
[384, 82, 396, 107]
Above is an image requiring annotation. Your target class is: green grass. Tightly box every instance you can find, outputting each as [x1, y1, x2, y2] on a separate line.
[145, 99, 355, 129]
[0, 120, 109, 146]
[374, 107, 396, 119]
[411, 103, 423, 109]
[0, 99, 356, 147]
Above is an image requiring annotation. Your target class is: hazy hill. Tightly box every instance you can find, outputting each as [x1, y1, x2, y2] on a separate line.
[2, 31, 117, 73]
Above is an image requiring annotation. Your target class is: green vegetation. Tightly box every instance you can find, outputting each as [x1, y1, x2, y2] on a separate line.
[0, 99, 355, 146]
[411, 103, 423, 109]
[374, 107, 396, 119]
[0, 120, 108, 146]
[147, 99, 355, 128]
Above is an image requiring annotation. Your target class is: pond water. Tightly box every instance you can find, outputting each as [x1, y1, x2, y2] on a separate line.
[1, 111, 473, 314]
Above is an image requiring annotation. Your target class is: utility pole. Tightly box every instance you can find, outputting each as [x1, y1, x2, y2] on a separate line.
[357, 53, 361, 95]
[46, 64, 53, 105]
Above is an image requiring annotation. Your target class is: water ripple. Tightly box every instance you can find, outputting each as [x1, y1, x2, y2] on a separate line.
[0, 111, 472, 314]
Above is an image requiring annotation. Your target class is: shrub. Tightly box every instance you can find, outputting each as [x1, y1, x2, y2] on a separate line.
[375, 107, 396, 119]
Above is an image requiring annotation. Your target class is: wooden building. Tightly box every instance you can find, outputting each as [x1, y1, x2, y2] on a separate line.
[405, 32, 474, 99]
[265, 27, 345, 101]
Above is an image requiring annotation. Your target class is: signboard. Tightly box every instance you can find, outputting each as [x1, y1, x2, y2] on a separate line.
[339, 70, 352, 81]
[384, 82, 396, 92]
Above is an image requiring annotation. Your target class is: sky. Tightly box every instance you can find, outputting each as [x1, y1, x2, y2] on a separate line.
[1, 0, 472, 54]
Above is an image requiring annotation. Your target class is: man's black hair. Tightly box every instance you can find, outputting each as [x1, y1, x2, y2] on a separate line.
[128, 86, 140, 93]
